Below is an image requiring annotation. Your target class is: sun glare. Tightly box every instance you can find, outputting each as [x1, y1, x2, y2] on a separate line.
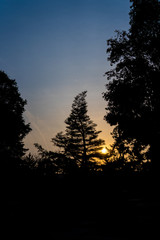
[101, 147, 107, 154]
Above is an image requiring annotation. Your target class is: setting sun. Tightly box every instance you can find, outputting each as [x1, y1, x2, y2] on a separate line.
[101, 147, 107, 154]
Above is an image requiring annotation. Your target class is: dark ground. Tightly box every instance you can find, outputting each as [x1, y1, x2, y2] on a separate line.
[3, 175, 160, 239]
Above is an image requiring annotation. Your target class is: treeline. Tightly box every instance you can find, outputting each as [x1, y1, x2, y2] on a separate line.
[1, 0, 160, 179]
[21, 91, 151, 178]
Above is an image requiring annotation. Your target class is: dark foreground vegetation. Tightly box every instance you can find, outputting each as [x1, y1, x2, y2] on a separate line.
[4, 174, 159, 240]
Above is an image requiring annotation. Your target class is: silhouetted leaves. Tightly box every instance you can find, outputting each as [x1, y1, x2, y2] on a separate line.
[0, 71, 31, 176]
[103, 0, 160, 174]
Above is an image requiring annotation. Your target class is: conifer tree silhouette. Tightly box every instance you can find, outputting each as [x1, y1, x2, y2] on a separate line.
[52, 91, 105, 174]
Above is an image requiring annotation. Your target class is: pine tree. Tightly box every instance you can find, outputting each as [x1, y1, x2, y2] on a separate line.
[52, 91, 105, 173]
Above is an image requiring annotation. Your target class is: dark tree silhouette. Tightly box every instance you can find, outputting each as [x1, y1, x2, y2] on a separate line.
[52, 91, 105, 174]
[33, 143, 78, 175]
[103, 0, 160, 174]
[0, 71, 31, 175]
[102, 126, 149, 176]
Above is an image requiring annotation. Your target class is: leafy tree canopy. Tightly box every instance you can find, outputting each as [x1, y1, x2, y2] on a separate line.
[0, 71, 31, 167]
[103, 0, 160, 173]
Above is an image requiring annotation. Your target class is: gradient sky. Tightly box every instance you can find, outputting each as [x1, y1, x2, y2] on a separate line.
[0, 0, 130, 154]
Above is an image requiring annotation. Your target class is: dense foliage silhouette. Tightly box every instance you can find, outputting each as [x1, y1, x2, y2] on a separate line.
[0, 71, 31, 177]
[102, 126, 150, 175]
[103, 0, 160, 175]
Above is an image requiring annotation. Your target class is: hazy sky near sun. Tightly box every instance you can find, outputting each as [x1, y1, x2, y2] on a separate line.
[0, 0, 130, 153]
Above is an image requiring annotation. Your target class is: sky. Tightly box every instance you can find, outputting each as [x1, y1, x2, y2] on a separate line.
[0, 0, 130, 154]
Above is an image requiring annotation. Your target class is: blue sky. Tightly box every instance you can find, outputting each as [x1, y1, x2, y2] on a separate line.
[0, 0, 130, 153]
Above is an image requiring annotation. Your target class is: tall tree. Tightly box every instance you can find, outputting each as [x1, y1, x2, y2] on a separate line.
[103, 0, 160, 174]
[0, 71, 31, 174]
[52, 91, 105, 173]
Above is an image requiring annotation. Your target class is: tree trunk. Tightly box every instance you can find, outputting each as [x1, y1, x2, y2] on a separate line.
[82, 131, 87, 166]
